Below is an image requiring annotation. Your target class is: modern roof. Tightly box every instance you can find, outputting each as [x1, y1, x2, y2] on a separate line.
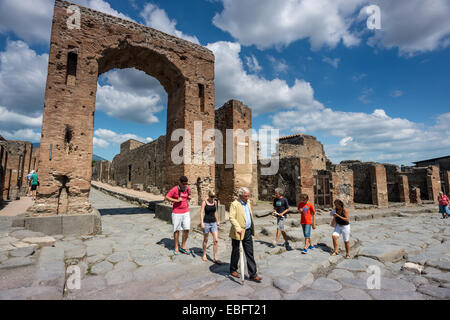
[412, 155, 450, 164]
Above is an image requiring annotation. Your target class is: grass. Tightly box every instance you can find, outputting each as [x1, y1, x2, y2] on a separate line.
[87, 265, 92, 274]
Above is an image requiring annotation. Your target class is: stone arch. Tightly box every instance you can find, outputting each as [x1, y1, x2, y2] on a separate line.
[29, 0, 215, 217]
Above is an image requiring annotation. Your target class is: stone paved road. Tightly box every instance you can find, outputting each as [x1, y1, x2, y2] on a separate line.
[0, 188, 449, 300]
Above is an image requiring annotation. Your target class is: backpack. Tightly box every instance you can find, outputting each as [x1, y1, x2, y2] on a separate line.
[177, 185, 191, 198]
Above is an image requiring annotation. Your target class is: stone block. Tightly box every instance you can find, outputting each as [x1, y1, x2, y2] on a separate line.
[24, 215, 62, 235]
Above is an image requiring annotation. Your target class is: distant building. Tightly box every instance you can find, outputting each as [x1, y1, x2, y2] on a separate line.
[413, 155, 450, 194]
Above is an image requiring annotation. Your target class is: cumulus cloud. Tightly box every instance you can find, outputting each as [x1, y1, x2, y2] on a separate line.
[0, 0, 134, 45]
[363, 0, 450, 55]
[140, 3, 199, 44]
[212, 0, 363, 50]
[245, 55, 262, 73]
[0, 128, 41, 142]
[0, 40, 48, 117]
[207, 41, 323, 114]
[94, 128, 153, 146]
[96, 68, 166, 124]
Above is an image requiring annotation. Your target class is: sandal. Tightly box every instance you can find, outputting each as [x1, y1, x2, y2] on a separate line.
[345, 255, 351, 259]
[172, 249, 180, 255]
[331, 251, 339, 256]
[179, 247, 192, 255]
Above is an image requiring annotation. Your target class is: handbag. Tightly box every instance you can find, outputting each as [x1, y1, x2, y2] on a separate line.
[330, 217, 336, 227]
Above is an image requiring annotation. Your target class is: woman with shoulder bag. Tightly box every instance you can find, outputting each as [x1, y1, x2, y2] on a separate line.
[200, 190, 222, 264]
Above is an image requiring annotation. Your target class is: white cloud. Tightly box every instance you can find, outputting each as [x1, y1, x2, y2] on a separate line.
[93, 137, 109, 149]
[0, 0, 134, 45]
[391, 90, 403, 98]
[245, 55, 262, 73]
[0, 129, 41, 142]
[94, 128, 153, 146]
[0, 106, 42, 131]
[352, 73, 367, 82]
[212, 0, 363, 50]
[339, 137, 353, 146]
[0, 40, 48, 117]
[267, 56, 288, 74]
[140, 3, 199, 44]
[207, 41, 323, 114]
[363, 0, 450, 55]
[96, 68, 166, 124]
[322, 56, 340, 68]
[358, 88, 374, 104]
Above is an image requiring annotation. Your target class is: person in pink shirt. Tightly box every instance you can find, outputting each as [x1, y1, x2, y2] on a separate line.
[438, 191, 450, 219]
[166, 176, 192, 255]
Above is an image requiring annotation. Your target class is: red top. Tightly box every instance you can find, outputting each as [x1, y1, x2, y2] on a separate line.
[166, 186, 190, 214]
[439, 195, 449, 206]
[298, 201, 315, 225]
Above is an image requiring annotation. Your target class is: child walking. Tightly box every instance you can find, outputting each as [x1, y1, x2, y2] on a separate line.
[297, 194, 316, 254]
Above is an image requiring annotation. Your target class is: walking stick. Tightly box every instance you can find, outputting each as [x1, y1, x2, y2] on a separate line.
[239, 239, 245, 285]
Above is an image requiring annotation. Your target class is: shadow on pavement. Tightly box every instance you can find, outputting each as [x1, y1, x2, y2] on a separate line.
[96, 207, 154, 216]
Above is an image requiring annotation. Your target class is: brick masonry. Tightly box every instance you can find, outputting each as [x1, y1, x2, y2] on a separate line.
[28, 0, 215, 216]
[398, 175, 410, 205]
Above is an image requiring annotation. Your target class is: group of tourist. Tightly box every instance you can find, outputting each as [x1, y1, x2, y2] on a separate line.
[165, 176, 351, 282]
[25, 170, 38, 200]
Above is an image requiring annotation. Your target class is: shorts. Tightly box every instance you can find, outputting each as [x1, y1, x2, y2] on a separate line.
[439, 205, 450, 214]
[277, 216, 286, 231]
[31, 184, 37, 191]
[333, 224, 351, 242]
[302, 224, 311, 238]
[172, 212, 190, 232]
[203, 222, 218, 234]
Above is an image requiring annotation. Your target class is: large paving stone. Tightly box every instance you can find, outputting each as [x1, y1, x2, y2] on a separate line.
[289, 289, 343, 300]
[252, 287, 282, 300]
[91, 261, 113, 275]
[290, 272, 314, 287]
[423, 273, 450, 284]
[106, 252, 130, 264]
[417, 285, 450, 299]
[105, 270, 134, 286]
[65, 247, 87, 260]
[22, 236, 56, 247]
[338, 288, 372, 300]
[9, 245, 36, 257]
[204, 281, 255, 298]
[133, 263, 179, 282]
[86, 255, 106, 264]
[0, 257, 34, 269]
[357, 244, 406, 263]
[337, 278, 371, 290]
[86, 245, 112, 257]
[310, 277, 343, 292]
[328, 269, 354, 280]
[34, 247, 65, 287]
[273, 277, 302, 293]
[335, 259, 368, 272]
[0, 286, 62, 300]
[114, 261, 138, 272]
[369, 289, 427, 300]
[9, 230, 45, 240]
[179, 275, 217, 291]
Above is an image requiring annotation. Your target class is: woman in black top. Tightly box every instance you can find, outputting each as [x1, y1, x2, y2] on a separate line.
[331, 199, 351, 259]
[200, 190, 222, 264]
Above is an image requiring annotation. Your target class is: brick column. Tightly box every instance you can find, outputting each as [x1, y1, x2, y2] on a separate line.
[398, 175, 410, 205]
[410, 187, 422, 204]
[444, 171, 450, 195]
[298, 157, 314, 205]
[427, 165, 441, 202]
[370, 164, 388, 208]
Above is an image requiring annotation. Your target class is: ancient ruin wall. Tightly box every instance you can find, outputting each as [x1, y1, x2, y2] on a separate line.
[331, 166, 354, 209]
[341, 161, 373, 204]
[278, 134, 327, 171]
[384, 164, 401, 202]
[30, 0, 215, 215]
[402, 167, 429, 200]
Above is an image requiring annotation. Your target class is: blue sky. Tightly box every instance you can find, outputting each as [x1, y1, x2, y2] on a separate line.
[0, 0, 449, 165]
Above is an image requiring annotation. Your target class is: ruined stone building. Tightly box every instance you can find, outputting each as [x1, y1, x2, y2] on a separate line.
[93, 99, 258, 210]
[0, 137, 39, 204]
[413, 155, 450, 195]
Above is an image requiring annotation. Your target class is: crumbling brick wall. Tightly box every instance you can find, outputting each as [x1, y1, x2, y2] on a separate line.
[278, 134, 327, 170]
[384, 164, 401, 202]
[331, 165, 354, 209]
[0, 136, 6, 205]
[401, 166, 429, 200]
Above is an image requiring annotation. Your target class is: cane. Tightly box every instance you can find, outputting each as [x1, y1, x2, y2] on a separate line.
[239, 238, 245, 285]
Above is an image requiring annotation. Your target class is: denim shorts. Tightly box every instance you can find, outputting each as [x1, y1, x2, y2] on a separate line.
[439, 205, 450, 214]
[302, 224, 312, 238]
[277, 216, 286, 231]
[203, 222, 218, 234]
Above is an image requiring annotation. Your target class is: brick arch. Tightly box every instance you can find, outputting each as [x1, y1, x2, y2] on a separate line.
[28, 0, 215, 216]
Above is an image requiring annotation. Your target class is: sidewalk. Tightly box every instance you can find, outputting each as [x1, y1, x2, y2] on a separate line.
[0, 197, 34, 217]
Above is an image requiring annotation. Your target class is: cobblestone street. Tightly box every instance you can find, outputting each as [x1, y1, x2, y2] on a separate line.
[0, 187, 449, 300]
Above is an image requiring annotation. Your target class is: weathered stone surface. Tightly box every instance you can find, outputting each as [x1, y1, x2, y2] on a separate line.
[368, 290, 426, 300]
[310, 277, 343, 292]
[105, 270, 134, 286]
[204, 281, 255, 298]
[34, 247, 65, 287]
[10, 230, 45, 240]
[423, 273, 450, 284]
[337, 278, 370, 290]
[290, 272, 315, 287]
[65, 247, 87, 260]
[328, 269, 355, 280]
[9, 245, 36, 257]
[113, 261, 138, 272]
[252, 287, 282, 300]
[86, 255, 105, 264]
[357, 244, 406, 263]
[0, 286, 61, 300]
[338, 288, 372, 300]
[0, 257, 34, 269]
[22, 236, 55, 247]
[289, 289, 343, 300]
[106, 252, 130, 264]
[86, 245, 112, 257]
[273, 277, 302, 293]
[91, 261, 114, 275]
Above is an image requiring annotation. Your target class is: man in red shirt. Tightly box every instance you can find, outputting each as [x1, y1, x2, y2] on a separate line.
[297, 193, 316, 254]
[166, 176, 192, 255]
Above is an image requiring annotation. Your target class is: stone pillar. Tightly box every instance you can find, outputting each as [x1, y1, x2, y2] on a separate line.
[215, 100, 257, 209]
[427, 165, 441, 202]
[410, 187, 422, 204]
[444, 171, 450, 195]
[331, 167, 354, 209]
[298, 157, 314, 205]
[370, 164, 388, 208]
[398, 175, 410, 205]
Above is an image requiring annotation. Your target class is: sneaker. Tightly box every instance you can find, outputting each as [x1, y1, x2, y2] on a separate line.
[308, 245, 315, 250]
[271, 241, 277, 248]
[301, 248, 308, 254]
[284, 242, 292, 251]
